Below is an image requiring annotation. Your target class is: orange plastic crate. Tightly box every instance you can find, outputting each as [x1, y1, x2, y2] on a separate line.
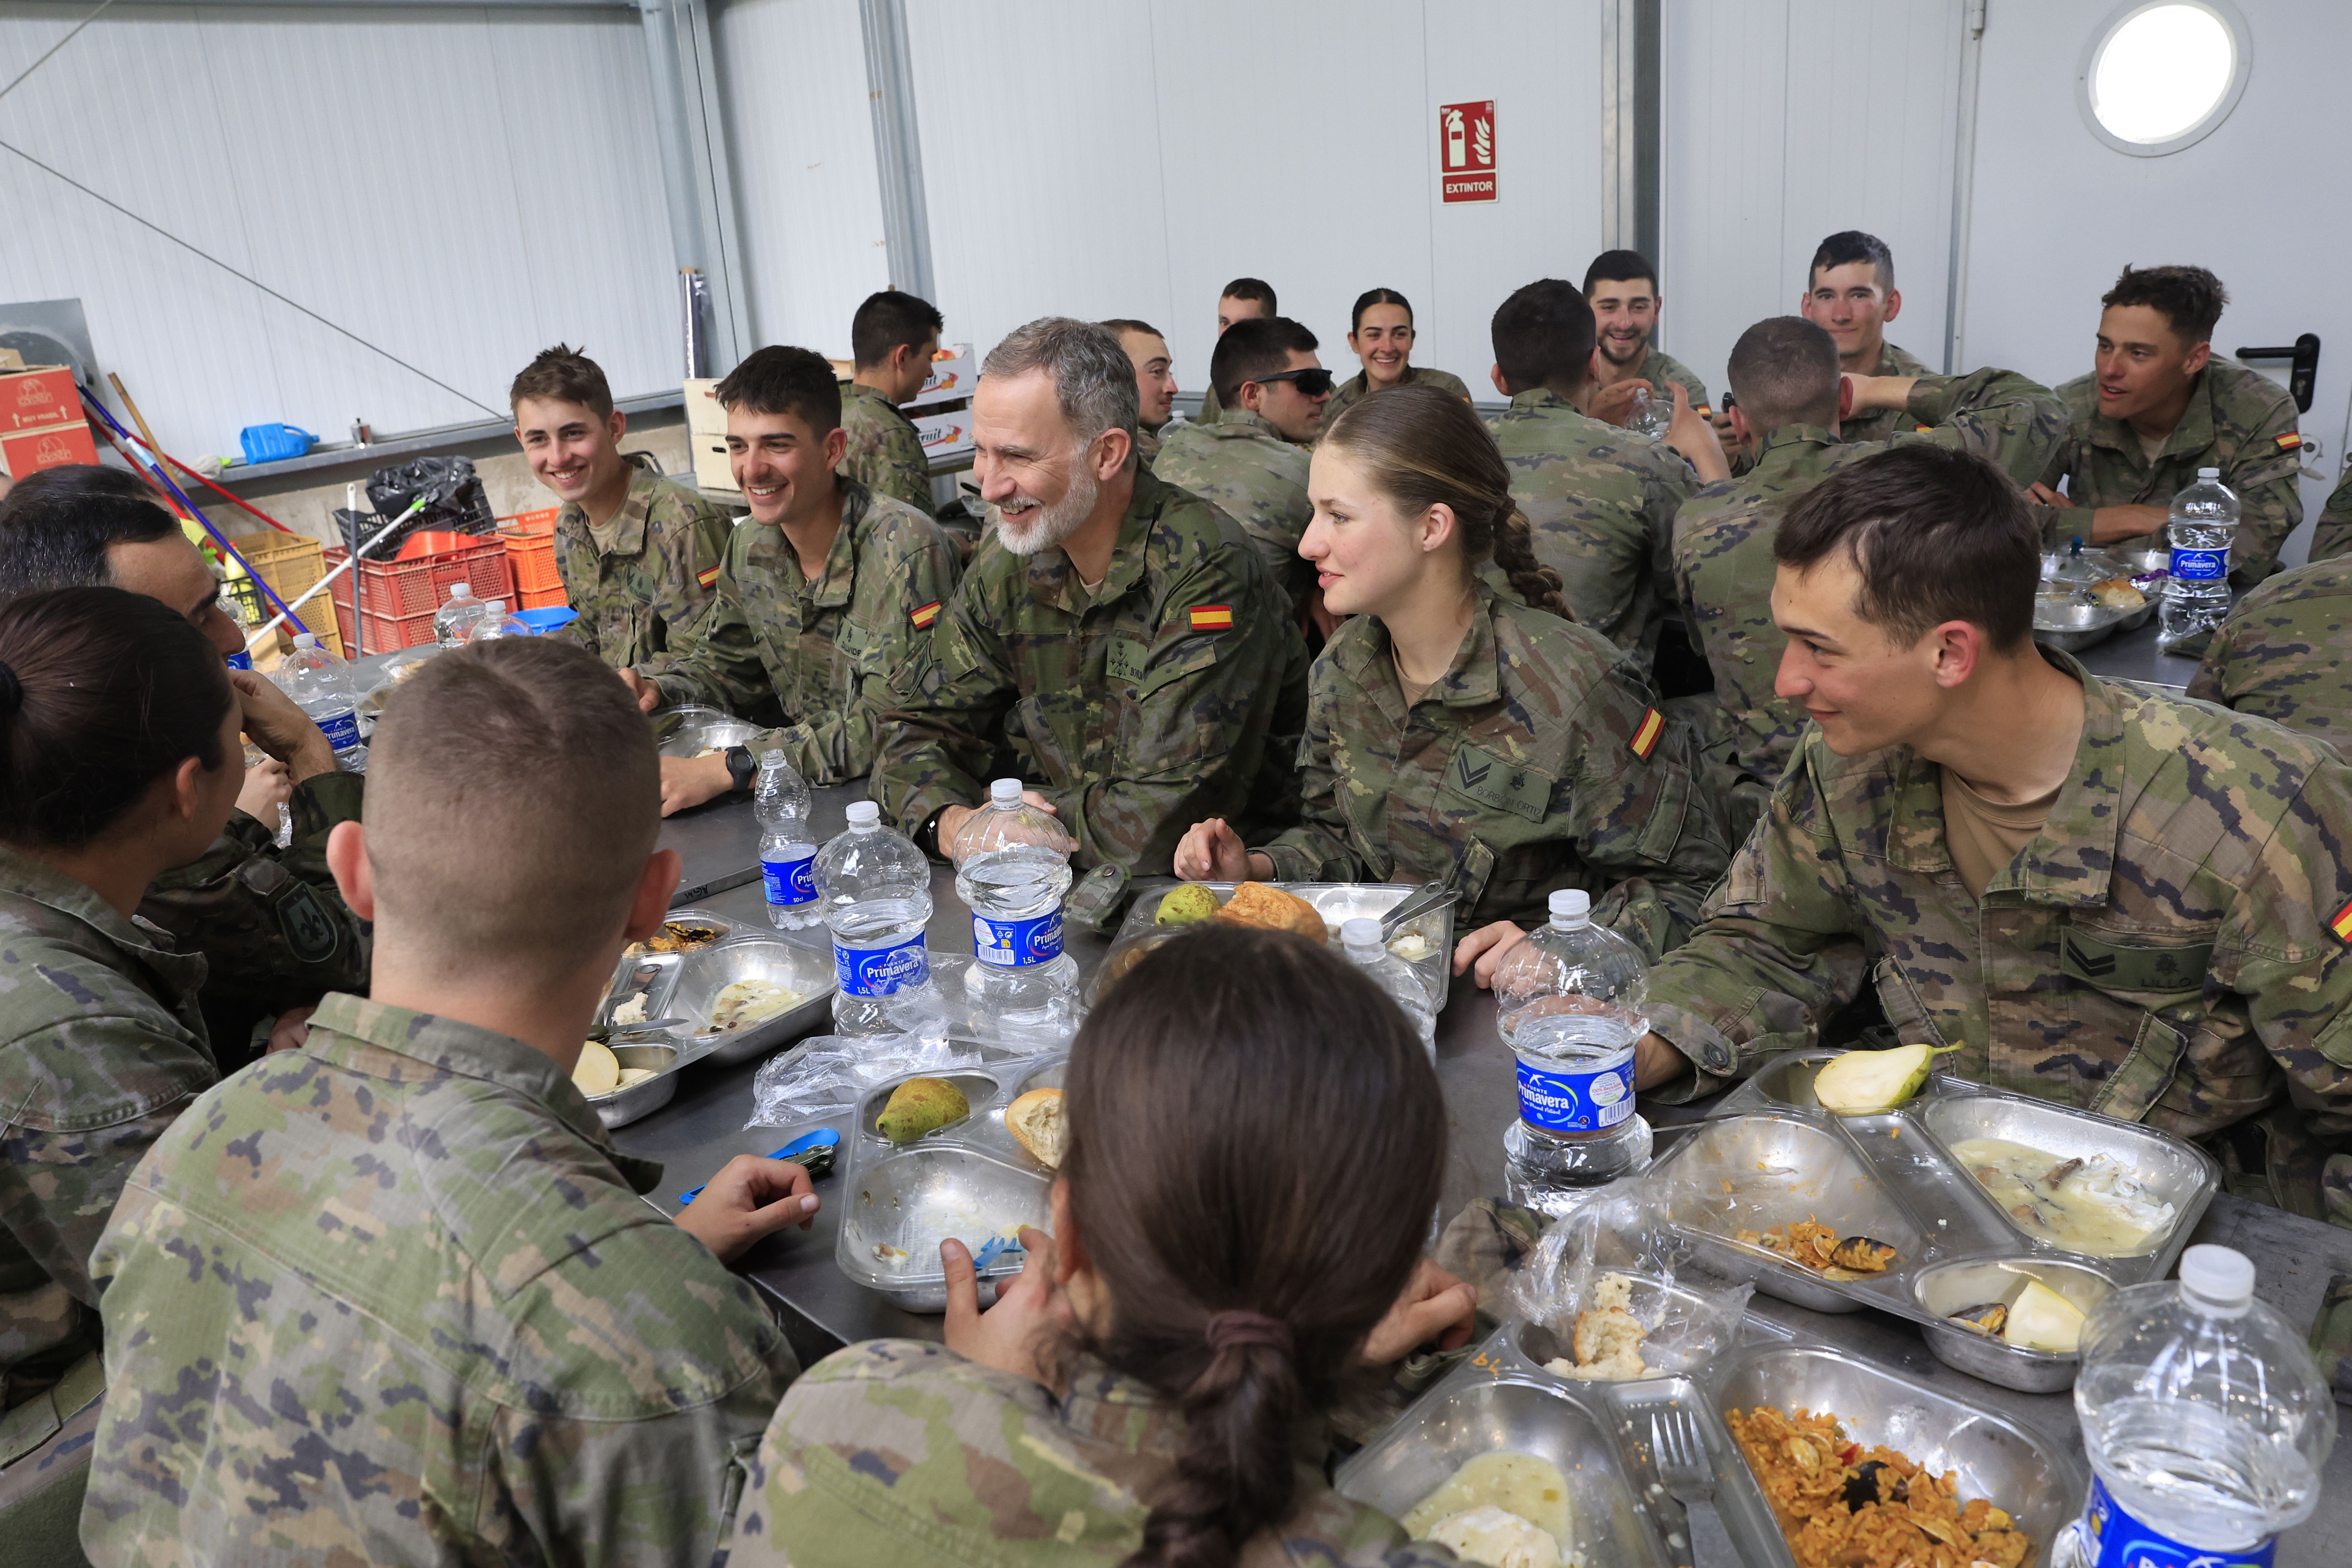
[499, 507, 560, 536]
[520, 584, 570, 610]
[325, 536, 513, 619]
[500, 526, 565, 595]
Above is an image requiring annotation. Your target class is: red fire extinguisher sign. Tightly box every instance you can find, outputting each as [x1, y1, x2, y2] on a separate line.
[1439, 101, 1496, 203]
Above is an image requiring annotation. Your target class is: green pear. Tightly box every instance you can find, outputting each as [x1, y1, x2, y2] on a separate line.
[1154, 884, 1223, 927]
[1811, 1042, 1962, 1114]
[2003, 1279, 2088, 1353]
[877, 1077, 970, 1144]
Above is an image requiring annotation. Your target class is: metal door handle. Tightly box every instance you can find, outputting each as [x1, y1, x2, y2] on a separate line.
[2234, 333, 2320, 412]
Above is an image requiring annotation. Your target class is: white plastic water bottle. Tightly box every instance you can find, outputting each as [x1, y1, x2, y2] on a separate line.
[753, 750, 819, 931]
[949, 779, 1080, 1034]
[2157, 467, 2238, 651]
[1495, 889, 1654, 1215]
[1625, 384, 1673, 441]
[433, 581, 488, 647]
[1341, 917, 1436, 1061]
[816, 800, 934, 1034]
[277, 633, 367, 773]
[2052, 1245, 2335, 1568]
[467, 598, 533, 642]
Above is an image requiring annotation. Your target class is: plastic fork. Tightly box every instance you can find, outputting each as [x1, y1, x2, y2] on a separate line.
[1649, 1405, 1728, 1568]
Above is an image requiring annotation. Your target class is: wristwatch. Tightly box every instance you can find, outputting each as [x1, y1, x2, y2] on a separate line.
[913, 808, 947, 859]
[724, 745, 757, 793]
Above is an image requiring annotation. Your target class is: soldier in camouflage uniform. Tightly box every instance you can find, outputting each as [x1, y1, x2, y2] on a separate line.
[1797, 231, 1931, 447]
[837, 380, 936, 517]
[2028, 267, 2304, 584]
[82, 638, 813, 1567]
[1634, 448, 2352, 1230]
[2312, 468, 2352, 563]
[2186, 556, 2352, 752]
[1673, 321, 2064, 816]
[873, 320, 1310, 883]
[1584, 248, 1713, 418]
[1105, 317, 1178, 468]
[1324, 289, 1476, 431]
[1324, 362, 1475, 428]
[548, 459, 735, 667]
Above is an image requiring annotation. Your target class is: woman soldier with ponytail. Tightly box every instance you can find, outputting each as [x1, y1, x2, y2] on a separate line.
[727, 924, 1476, 1567]
[1176, 383, 1732, 957]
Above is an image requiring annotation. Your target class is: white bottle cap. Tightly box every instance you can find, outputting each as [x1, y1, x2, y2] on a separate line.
[2178, 1244, 2255, 1312]
[845, 800, 881, 829]
[2197, 466, 2220, 480]
[451, 582, 470, 597]
[1341, 917, 1383, 951]
[1548, 888, 1592, 927]
[990, 777, 1023, 805]
[293, 633, 317, 648]
[487, 600, 506, 612]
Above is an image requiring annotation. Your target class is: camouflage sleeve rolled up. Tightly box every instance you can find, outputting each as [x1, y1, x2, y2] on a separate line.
[839, 383, 937, 518]
[2186, 559, 2352, 751]
[2310, 468, 2352, 564]
[1897, 366, 2067, 488]
[637, 524, 773, 718]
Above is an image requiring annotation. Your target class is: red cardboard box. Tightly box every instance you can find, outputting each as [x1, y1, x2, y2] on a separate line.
[0, 363, 83, 434]
[0, 421, 100, 477]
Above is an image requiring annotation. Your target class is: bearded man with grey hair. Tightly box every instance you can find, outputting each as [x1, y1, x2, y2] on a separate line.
[871, 317, 1308, 916]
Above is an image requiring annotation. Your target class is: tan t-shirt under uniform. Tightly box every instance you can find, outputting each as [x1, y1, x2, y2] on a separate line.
[1940, 766, 2061, 898]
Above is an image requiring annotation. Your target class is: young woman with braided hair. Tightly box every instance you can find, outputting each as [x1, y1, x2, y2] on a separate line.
[1175, 383, 1732, 952]
[726, 924, 1477, 1568]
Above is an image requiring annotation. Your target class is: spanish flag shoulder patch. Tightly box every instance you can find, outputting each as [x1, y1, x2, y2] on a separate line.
[910, 599, 942, 629]
[1693, 403, 1712, 419]
[696, 563, 721, 590]
[2331, 896, 2352, 944]
[1629, 706, 1665, 760]
[1188, 603, 1234, 631]
[2277, 432, 2306, 454]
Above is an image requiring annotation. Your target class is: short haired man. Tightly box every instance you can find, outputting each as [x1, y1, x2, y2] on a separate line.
[1103, 318, 1177, 463]
[1583, 249, 1711, 420]
[83, 639, 819, 1565]
[1484, 279, 1724, 658]
[1800, 231, 1932, 446]
[1670, 318, 2063, 832]
[2186, 556, 2352, 751]
[1533, 446, 2352, 1226]
[619, 346, 962, 814]
[0, 466, 367, 1063]
[1152, 315, 1328, 609]
[511, 344, 734, 668]
[843, 288, 945, 516]
[2028, 265, 2305, 585]
[1193, 276, 1277, 424]
[872, 317, 1309, 904]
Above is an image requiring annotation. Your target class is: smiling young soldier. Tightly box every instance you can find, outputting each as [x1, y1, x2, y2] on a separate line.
[841, 288, 944, 516]
[1104, 317, 1178, 464]
[1798, 231, 1933, 447]
[511, 344, 734, 667]
[2028, 265, 2305, 582]
[1465, 444, 2352, 1227]
[1582, 249, 1711, 424]
[619, 346, 961, 814]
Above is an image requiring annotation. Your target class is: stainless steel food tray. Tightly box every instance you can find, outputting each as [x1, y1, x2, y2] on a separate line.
[2035, 595, 2137, 652]
[664, 934, 835, 1066]
[659, 716, 765, 760]
[583, 1042, 679, 1128]
[1118, 881, 1456, 1011]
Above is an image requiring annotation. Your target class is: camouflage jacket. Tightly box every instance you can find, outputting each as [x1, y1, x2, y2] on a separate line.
[873, 466, 1311, 874]
[2311, 467, 2352, 564]
[1256, 587, 1730, 952]
[644, 481, 964, 785]
[1486, 388, 1697, 656]
[838, 380, 937, 517]
[2187, 557, 2352, 753]
[1133, 423, 1163, 466]
[1834, 339, 1936, 446]
[1321, 365, 1474, 429]
[1644, 656, 2352, 1185]
[726, 1340, 1458, 1568]
[551, 464, 735, 668]
[1672, 368, 2069, 785]
[81, 993, 797, 1568]
[0, 848, 213, 1415]
[2035, 359, 2305, 584]
[136, 770, 368, 1065]
[1623, 344, 1712, 416]
[1151, 407, 1315, 609]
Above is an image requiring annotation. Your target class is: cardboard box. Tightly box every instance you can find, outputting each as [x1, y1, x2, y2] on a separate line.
[692, 433, 739, 493]
[912, 407, 972, 456]
[0, 362, 84, 434]
[906, 343, 975, 410]
[684, 376, 727, 436]
[0, 420, 98, 478]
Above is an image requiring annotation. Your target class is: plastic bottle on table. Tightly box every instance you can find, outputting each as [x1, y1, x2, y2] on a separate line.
[1494, 888, 1653, 1215]
[2157, 467, 2238, 652]
[466, 598, 533, 642]
[1625, 384, 1673, 441]
[433, 581, 489, 646]
[2051, 1245, 2335, 1568]
[1341, 917, 1436, 1061]
[816, 800, 934, 1034]
[276, 632, 367, 773]
[753, 750, 819, 931]
[949, 779, 1079, 1037]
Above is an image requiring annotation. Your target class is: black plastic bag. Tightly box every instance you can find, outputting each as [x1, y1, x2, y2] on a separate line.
[366, 456, 495, 537]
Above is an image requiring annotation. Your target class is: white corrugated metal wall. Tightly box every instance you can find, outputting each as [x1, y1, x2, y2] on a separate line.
[1659, 0, 1964, 402]
[0, 3, 676, 462]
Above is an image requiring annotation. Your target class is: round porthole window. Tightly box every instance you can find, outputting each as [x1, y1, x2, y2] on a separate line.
[2078, 0, 2250, 156]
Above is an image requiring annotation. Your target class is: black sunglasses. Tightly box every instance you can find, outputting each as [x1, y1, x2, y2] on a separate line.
[1252, 367, 1336, 397]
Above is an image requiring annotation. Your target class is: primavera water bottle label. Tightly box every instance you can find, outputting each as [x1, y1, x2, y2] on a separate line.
[225, 650, 253, 670]
[316, 710, 362, 753]
[834, 934, 929, 997]
[1515, 1058, 1635, 1132]
[2069, 1474, 2275, 1568]
[2170, 546, 2228, 581]
[971, 910, 1064, 968]
[761, 850, 817, 908]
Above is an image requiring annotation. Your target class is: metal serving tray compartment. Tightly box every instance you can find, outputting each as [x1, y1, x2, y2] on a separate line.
[667, 935, 835, 1066]
[595, 951, 682, 1034]
[1708, 1048, 1966, 1119]
[2034, 595, 2134, 652]
[1650, 1114, 1926, 1315]
[1120, 882, 1457, 1011]
[1336, 1336, 1674, 1568]
[659, 716, 764, 760]
[1513, 1274, 1745, 1384]
[584, 1043, 679, 1128]
[1912, 1256, 2117, 1393]
[1708, 1343, 2086, 1568]
[1917, 1089, 2218, 1281]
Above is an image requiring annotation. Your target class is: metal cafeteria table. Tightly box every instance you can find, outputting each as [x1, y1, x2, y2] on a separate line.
[616, 782, 2352, 1566]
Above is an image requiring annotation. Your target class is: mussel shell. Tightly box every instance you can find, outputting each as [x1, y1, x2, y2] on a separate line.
[1828, 1236, 1900, 1272]
[1949, 1301, 2009, 1336]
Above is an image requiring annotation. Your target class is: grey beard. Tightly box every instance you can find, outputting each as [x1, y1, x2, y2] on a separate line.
[996, 462, 1100, 557]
